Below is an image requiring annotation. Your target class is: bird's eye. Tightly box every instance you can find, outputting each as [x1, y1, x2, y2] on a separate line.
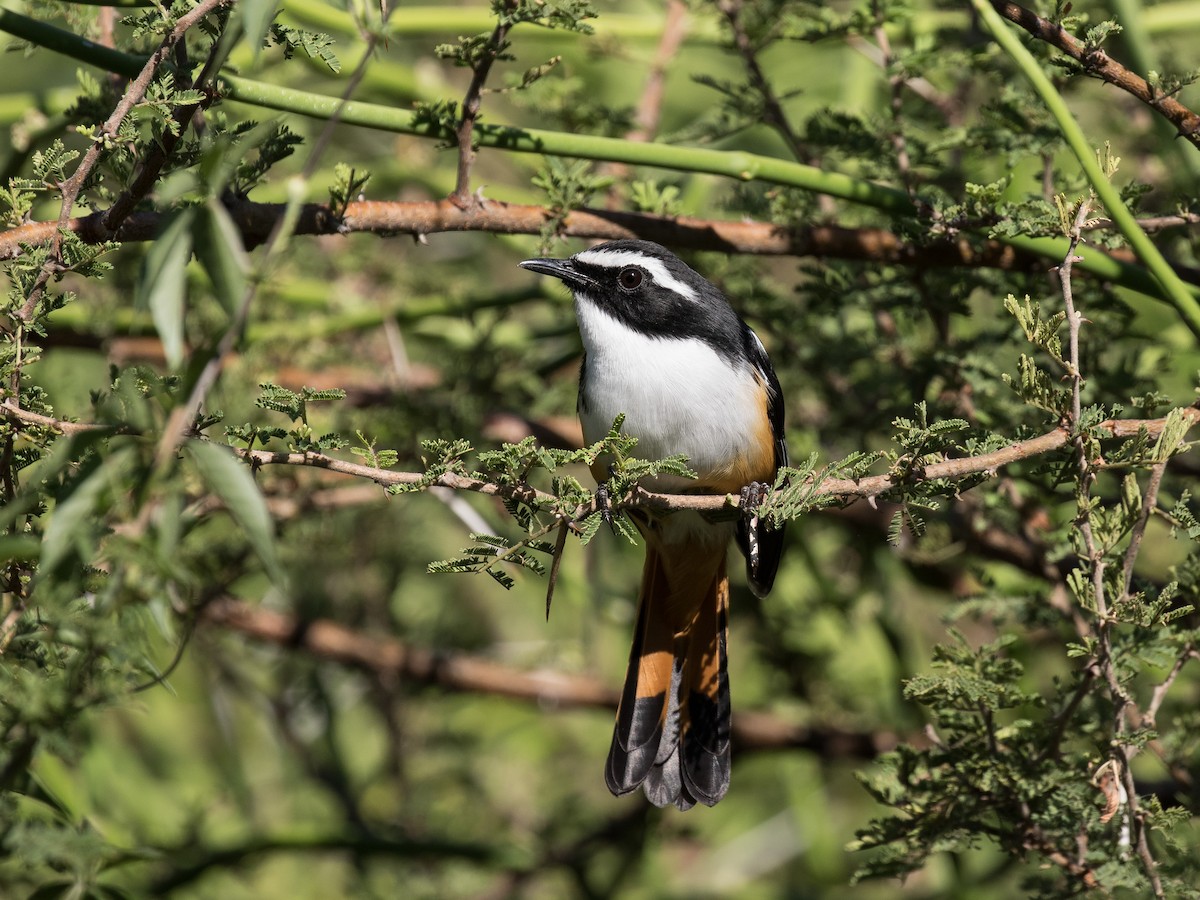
[617, 268, 643, 291]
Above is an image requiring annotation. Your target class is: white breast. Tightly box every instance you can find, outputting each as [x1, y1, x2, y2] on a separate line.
[575, 297, 761, 489]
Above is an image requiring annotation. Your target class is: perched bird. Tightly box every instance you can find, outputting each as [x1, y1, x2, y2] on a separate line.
[520, 240, 787, 809]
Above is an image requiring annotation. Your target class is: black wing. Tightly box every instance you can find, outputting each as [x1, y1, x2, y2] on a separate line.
[736, 326, 787, 599]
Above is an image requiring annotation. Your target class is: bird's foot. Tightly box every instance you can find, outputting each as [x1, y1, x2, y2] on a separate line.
[595, 482, 614, 528]
[594, 464, 624, 534]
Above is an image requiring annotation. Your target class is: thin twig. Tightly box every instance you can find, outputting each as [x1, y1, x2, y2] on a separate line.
[1059, 198, 1122, 692]
[4, 402, 1198, 516]
[99, 13, 229, 234]
[1059, 196, 1163, 898]
[715, 0, 838, 216]
[0, 398, 128, 436]
[716, 0, 805, 161]
[130, 601, 197, 692]
[1087, 212, 1200, 233]
[1040, 662, 1098, 762]
[451, 4, 514, 202]
[846, 33, 959, 121]
[991, 1, 1200, 148]
[872, 3, 914, 196]
[545, 519, 569, 621]
[235, 405, 1198, 512]
[1143, 645, 1197, 731]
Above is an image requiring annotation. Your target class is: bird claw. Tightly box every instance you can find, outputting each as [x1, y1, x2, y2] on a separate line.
[739, 481, 769, 515]
[595, 483, 615, 531]
[595, 464, 622, 534]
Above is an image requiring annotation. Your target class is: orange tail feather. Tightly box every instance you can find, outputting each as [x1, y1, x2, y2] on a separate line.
[605, 538, 732, 810]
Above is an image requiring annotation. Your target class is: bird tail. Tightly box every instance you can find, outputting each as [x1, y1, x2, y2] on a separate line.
[604, 538, 731, 810]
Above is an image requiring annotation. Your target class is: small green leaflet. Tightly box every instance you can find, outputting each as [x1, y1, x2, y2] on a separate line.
[192, 201, 249, 317]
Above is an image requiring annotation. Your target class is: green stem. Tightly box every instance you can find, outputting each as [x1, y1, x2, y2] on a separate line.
[0, 7, 145, 76]
[220, 74, 917, 214]
[278, 0, 723, 43]
[973, 0, 1200, 337]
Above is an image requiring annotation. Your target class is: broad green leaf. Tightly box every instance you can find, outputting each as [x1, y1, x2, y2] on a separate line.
[187, 441, 284, 585]
[40, 448, 131, 576]
[241, 0, 279, 60]
[136, 209, 194, 370]
[193, 201, 249, 316]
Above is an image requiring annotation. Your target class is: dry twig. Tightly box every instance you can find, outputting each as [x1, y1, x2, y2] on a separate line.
[1057, 197, 1164, 898]
[992, 1, 1200, 147]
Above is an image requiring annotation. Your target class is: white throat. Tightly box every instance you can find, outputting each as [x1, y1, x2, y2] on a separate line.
[574, 295, 761, 488]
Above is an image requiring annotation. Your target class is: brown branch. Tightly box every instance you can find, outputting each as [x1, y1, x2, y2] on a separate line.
[1059, 196, 1163, 897]
[992, 1, 1200, 147]
[0, 397, 129, 436]
[199, 596, 895, 757]
[0, 197, 1087, 275]
[5, 402, 1198, 518]
[8, 197, 1192, 274]
[627, 1, 688, 144]
[1088, 212, 1200, 233]
[243, 405, 1200, 516]
[227, 408, 1189, 513]
[717, 0, 807, 161]
[1022, 824, 1101, 889]
[0, 452, 23, 654]
[235, 445, 563, 502]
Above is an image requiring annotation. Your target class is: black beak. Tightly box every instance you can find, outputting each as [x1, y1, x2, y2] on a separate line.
[518, 257, 596, 290]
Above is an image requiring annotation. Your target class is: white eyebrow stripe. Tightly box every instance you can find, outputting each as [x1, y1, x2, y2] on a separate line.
[574, 249, 699, 302]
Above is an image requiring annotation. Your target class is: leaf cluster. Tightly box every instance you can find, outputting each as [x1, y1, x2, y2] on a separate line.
[224, 382, 349, 453]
